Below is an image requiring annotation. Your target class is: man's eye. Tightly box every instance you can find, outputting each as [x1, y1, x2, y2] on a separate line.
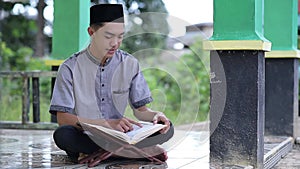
[105, 36, 112, 39]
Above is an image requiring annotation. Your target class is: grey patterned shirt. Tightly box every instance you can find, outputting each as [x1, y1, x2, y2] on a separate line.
[49, 48, 153, 119]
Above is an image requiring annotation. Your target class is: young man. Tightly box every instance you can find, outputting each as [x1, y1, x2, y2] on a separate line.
[49, 4, 174, 166]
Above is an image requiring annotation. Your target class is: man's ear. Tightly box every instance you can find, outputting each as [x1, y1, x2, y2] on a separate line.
[87, 27, 94, 36]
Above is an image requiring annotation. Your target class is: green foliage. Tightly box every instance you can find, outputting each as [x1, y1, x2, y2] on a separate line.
[1, 14, 37, 52]
[0, 89, 51, 122]
[0, 91, 22, 121]
[139, 38, 210, 125]
[0, 57, 52, 122]
[0, 0, 51, 121]
[0, 33, 51, 122]
[0, 0, 210, 125]
[0, 35, 14, 71]
[123, 0, 169, 67]
[143, 67, 181, 115]
[0, 1, 17, 11]
[179, 39, 210, 122]
[28, 58, 52, 98]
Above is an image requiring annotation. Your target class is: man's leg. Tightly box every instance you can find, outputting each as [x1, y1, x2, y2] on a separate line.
[108, 122, 174, 160]
[54, 123, 174, 165]
[53, 125, 102, 161]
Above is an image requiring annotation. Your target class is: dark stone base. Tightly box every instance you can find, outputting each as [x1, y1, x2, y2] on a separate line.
[210, 50, 265, 169]
[265, 58, 298, 136]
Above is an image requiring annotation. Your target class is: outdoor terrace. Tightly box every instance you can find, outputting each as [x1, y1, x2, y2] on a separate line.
[0, 122, 299, 168]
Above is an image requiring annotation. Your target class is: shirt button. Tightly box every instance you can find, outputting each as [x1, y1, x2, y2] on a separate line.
[101, 84, 104, 87]
[101, 68, 104, 72]
[102, 98, 104, 101]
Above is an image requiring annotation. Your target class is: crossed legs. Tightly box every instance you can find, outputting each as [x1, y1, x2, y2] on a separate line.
[53, 123, 174, 165]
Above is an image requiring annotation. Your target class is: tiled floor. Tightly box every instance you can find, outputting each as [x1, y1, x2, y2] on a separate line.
[1, 127, 299, 169]
[0, 128, 209, 169]
[164, 130, 209, 169]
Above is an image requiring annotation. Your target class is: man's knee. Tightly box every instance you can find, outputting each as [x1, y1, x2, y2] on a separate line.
[165, 121, 174, 141]
[53, 125, 78, 148]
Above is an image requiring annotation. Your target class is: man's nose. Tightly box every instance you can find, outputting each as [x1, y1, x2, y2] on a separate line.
[110, 37, 119, 47]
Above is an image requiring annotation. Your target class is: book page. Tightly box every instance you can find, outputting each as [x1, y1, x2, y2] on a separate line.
[125, 121, 166, 144]
[81, 121, 166, 144]
[126, 121, 163, 138]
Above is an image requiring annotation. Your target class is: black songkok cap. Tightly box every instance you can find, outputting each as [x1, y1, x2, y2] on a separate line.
[90, 4, 124, 25]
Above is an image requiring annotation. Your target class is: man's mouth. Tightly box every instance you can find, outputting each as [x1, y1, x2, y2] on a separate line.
[107, 49, 115, 55]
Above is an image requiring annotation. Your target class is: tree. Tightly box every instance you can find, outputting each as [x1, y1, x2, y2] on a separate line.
[0, 0, 50, 58]
[34, 0, 46, 57]
[0, 1, 36, 71]
[0, 1, 35, 51]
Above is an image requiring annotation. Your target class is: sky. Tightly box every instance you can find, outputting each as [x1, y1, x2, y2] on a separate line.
[163, 0, 213, 24]
[163, 0, 213, 37]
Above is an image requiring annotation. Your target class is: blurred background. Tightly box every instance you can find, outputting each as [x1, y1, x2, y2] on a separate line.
[0, 0, 213, 126]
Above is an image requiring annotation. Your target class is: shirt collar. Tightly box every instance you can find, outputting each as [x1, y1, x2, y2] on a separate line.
[86, 47, 101, 65]
[86, 47, 113, 66]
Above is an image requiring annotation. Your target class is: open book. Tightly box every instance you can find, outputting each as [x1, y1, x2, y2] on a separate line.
[80, 121, 166, 145]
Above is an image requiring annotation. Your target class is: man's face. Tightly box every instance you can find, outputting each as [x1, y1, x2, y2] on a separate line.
[90, 22, 125, 58]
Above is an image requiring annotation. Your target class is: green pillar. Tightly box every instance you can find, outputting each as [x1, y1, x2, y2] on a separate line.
[213, 0, 264, 40]
[204, 0, 270, 168]
[47, 0, 89, 122]
[265, 0, 297, 52]
[49, 0, 90, 64]
[204, 0, 271, 50]
[264, 0, 300, 138]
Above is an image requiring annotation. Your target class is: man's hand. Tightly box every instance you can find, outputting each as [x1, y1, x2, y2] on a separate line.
[105, 117, 142, 133]
[134, 106, 171, 134]
[153, 112, 170, 134]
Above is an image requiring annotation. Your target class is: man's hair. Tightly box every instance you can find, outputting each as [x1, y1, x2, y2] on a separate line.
[90, 23, 105, 31]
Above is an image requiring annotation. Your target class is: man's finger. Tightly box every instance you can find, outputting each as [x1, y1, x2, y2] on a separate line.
[119, 119, 131, 131]
[116, 125, 125, 132]
[121, 124, 130, 132]
[126, 118, 142, 128]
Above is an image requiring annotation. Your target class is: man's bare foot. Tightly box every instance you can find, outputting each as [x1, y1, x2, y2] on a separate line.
[78, 148, 111, 167]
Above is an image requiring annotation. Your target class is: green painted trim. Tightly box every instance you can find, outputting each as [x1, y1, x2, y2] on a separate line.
[265, 50, 300, 58]
[203, 40, 271, 51]
[45, 60, 64, 66]
[78, 0, 90, 50]
[211, 0, 267, 41]
[264, 0, 298, 51]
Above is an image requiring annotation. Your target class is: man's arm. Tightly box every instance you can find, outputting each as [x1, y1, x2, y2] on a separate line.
[56, 112, 81, 127]
[133, 106, 171, 134]
[56, 111, 141, 132]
